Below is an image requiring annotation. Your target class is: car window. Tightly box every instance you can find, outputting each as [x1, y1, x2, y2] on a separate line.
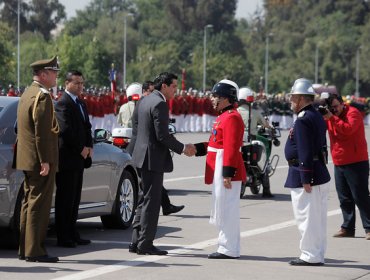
[0, 104, 17, 144]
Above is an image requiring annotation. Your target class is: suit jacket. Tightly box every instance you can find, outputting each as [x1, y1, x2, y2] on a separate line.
[284, 104, 330, 188]
[55, 92, 93, 171]
[15, 82, 59, 171]
[131, 91, 184, 173]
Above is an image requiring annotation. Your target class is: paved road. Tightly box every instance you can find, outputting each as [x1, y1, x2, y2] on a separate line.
[1, 130, 369, 280]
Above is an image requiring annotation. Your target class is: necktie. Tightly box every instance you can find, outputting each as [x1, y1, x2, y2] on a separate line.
[75, 98, 85, 121]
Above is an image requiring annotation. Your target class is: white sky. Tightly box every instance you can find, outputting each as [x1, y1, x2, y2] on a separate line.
[58, 0, 263, 19]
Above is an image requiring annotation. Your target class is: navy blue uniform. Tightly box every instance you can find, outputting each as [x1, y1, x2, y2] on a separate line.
[284, 104, 330, 188]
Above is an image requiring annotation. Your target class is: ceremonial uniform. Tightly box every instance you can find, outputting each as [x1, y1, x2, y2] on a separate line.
[196, 105, 246, 258]
[15, 57, 60, 261]
[285, 100, 330, 264]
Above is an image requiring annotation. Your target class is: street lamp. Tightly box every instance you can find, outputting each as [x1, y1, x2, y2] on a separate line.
[203, 24, 213, 93]
[264, 33, 273, 95]
[355, 46, 361, 98]
[314, 44, 319, 84]
[17, 0, 20, 90]
[123, 13, 133, 89]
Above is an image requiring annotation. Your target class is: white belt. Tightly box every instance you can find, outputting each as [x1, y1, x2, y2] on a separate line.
[207, 146, 241, 152]
[207, 147, 223, 152]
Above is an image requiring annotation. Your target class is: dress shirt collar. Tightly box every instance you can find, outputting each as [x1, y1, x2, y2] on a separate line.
[65, 90, 78, 102]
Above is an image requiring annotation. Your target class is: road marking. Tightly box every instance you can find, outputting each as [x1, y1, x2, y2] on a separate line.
[51, 209, 341, 280]
[163, 160, 334, 182]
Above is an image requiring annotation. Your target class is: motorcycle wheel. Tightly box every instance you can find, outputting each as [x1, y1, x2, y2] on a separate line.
[262, 172, 270, 190]
[250, 184, 261, 195]
[240, 181, 247, 198]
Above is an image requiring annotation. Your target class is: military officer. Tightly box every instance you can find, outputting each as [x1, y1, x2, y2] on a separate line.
[285, 78, 330, 266]
[15, 56, 60, 263]
[195, 79, 246, 259]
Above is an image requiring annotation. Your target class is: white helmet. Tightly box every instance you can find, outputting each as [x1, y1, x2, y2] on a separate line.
[126, 82, 142, 100]
[238, 87, 255, 102]
[290, 78, 316, 95]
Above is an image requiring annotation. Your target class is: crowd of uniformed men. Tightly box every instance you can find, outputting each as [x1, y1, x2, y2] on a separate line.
[3, 83, 370, 133]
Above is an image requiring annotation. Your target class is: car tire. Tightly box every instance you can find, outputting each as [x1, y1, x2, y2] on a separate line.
[101, 170, 138, 229]
[7, 185, 23, 249]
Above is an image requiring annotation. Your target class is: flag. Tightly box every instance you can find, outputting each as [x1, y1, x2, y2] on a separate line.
[109, 63, 117, 94]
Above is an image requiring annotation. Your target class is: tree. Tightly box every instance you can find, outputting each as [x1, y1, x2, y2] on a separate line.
[0, 0, 66, 40]
[0, 22, 15, 87]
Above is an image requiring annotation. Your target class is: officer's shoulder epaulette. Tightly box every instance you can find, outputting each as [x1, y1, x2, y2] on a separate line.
[297, 110, 306, 118]
[40, 88, 49, 94]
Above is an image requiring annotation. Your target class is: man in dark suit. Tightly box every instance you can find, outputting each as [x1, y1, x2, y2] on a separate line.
[130, 72, 195, 255]
[55, 70, 93, 248]
[126, 81, 185, 217]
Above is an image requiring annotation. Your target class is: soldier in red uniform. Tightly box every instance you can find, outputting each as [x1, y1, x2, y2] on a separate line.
[194, 80, 246, 259]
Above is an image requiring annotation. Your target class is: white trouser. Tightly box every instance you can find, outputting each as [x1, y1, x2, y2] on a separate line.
[210, 148, 241, 257]
[290, 183, 329, 263]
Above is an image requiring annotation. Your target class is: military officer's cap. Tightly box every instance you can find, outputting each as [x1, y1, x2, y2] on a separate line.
[30, 56, 60, 71]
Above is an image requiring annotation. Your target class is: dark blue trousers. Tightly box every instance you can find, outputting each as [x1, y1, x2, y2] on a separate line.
[334, 160, 370, 233]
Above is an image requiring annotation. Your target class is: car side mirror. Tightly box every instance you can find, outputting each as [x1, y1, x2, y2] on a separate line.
[94, 128, 111, 143]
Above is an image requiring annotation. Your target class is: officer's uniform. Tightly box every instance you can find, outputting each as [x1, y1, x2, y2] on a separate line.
[285, 103, 330, 263]
[15, 57, 59, 259]
[196, 105, 246, 258]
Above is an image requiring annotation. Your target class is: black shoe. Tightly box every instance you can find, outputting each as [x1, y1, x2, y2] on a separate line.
[208, 252, 239, 259]
[128, 243, 137, 253]
[289, 258, 324, 266]
[26, 255, 59, 263]
[75, 238, 91, 245]
[18, 255, 25, 260]
[57, 240, 77, 248]
[137, 245, 168, 255]
[163, 205, 185, 216]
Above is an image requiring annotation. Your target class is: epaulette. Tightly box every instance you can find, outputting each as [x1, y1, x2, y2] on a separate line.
[297, 110, 306, 118]
[40, 88, 49, 94]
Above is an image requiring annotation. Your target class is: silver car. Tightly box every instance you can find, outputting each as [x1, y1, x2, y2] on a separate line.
[0, 96, 138, 246]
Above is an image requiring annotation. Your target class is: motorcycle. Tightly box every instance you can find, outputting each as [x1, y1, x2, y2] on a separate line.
[240, 116, 281, 198]
[111, 120, 177, 150]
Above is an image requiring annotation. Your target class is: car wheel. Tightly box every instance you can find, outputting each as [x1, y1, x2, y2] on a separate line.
[101, 170, 138, 229]
[7, 185, 23, 248]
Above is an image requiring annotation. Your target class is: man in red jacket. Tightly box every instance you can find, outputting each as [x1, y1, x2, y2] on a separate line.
[195, 79, 246, 259]
[323, 94, 370, 240]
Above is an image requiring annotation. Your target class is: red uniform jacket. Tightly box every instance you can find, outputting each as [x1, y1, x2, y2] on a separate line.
[195, 108, 246, 184]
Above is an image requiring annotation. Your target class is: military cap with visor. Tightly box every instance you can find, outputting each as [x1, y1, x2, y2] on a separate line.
[30, 56, 60, 71]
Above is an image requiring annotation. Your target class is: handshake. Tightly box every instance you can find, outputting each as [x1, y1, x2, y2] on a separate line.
[183, 143, 197, 157]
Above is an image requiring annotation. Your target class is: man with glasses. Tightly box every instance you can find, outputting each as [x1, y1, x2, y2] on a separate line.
[14, 56, 60, 262]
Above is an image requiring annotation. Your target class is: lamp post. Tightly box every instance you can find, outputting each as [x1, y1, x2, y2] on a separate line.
[17, 0, 20, 90]
[314, 44, 319, 84]
[355, 47, 361, 98]
[264, 33, 273, 95]
[203, 24, 213, 93]
[123, 13, 133, 89]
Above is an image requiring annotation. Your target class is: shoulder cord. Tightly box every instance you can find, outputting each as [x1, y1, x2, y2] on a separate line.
[32, 91, 60, 134]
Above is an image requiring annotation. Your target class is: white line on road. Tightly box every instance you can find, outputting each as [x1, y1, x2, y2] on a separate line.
[51, 209, 341, 280]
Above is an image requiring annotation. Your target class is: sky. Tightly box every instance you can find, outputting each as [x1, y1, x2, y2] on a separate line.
[58, 0, 263, 20]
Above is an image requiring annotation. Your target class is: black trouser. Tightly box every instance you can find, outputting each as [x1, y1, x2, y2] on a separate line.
[55, 169, 84, 242]
[334, 161, 370, 233]
[131, 167, 163, 250]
